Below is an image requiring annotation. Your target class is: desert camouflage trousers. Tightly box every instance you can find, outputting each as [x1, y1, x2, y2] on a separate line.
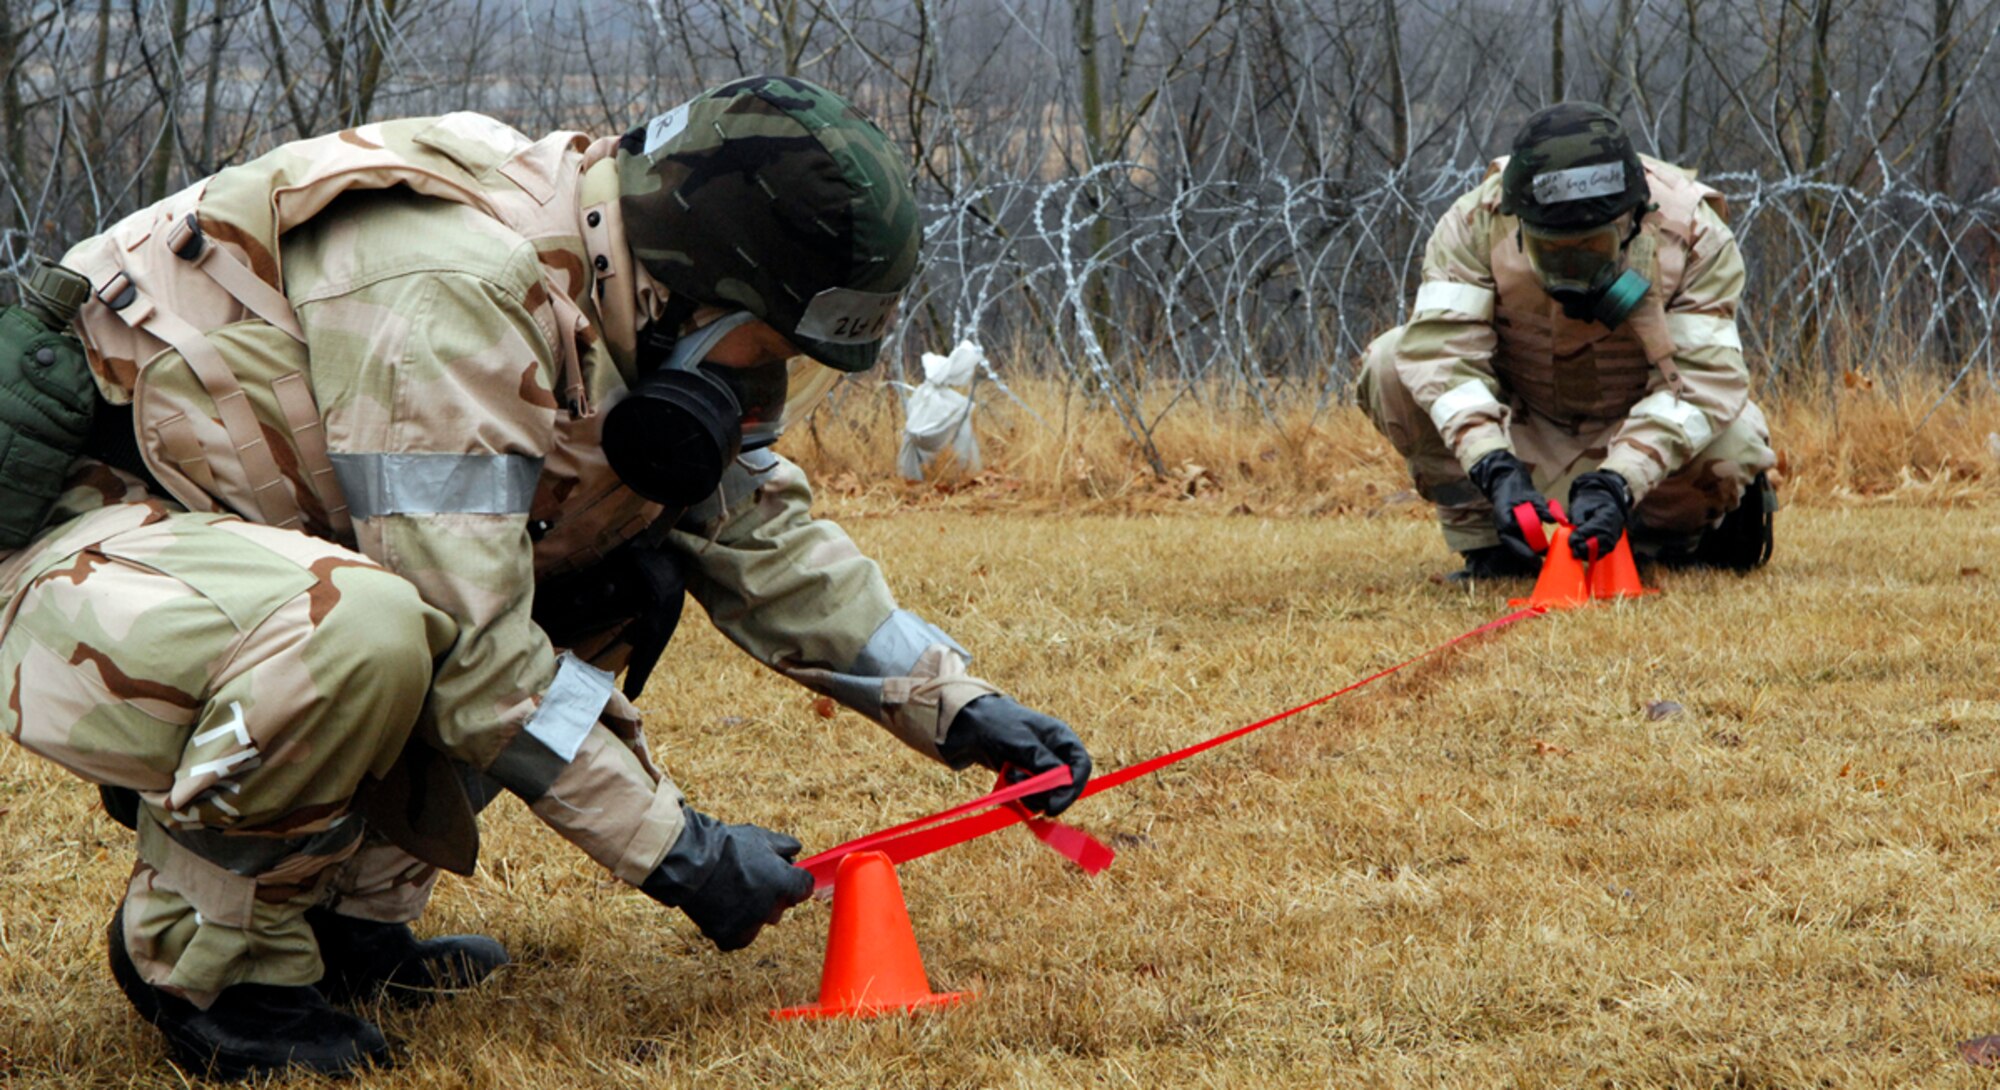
[0, 505, 458, 1006]
[1358, 327, 1777, 555]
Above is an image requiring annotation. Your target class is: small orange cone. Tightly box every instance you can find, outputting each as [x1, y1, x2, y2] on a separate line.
[1588, 532, 1655, 600]
[772, 851, 969, 1020]
[1511, 524, 1593, 610]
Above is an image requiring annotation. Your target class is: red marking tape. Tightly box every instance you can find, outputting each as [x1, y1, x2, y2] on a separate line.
[1512, 501, 1577, 555]
[801, 606, 1543, 890]
[1011, 802, 1118, 874]
[1513, 502, 1549, 554]
[999, 768, 1117, 875]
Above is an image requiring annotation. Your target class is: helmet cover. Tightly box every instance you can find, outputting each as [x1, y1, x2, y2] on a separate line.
[1498, 102, 1650, 234]
[617, 76, 920, 373]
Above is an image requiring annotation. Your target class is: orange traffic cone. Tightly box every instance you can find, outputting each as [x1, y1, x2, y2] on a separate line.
[772, 851, 969, 1020]
[1588, 532, 1655, 600]
[1510, 524, 1593, 610]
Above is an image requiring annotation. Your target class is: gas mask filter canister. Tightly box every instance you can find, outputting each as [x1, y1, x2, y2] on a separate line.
[602, 311, 759, 508]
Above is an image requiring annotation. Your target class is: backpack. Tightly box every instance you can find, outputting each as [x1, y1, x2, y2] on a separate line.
[60, 113, 606, 542]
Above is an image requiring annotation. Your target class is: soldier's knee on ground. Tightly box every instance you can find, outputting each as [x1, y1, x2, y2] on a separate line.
[112, 562, 455, 999]
[1633, 406, 1776, 543]
[1351, 326, 1500, 555]
[1355, 326, 1468, 477]
[1354, 328, 1409, 441]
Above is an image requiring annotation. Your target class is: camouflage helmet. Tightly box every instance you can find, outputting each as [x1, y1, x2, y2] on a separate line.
[1498, 102, 1650, 234]
[616, 76, 920, 373]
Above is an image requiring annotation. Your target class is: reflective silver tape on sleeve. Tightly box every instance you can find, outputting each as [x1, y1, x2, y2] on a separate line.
[1664, 312, 1743, 352]
[330, 452, 542, 519]
[1428, 379, 1506, 434]
[1413, 281, 1495, 321]
[523, 652, 614, 763]
[786, 612, 971, 726]
[1630, 390, 1716, 451]
[850, 609, 970, 678]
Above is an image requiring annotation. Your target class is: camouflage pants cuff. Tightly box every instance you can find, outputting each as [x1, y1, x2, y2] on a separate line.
[126, 810, 359, 1005]
[1435, 505, 1502, 555]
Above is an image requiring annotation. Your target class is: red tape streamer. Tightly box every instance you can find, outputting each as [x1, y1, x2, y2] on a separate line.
[998, 770, 1117, 875]
[811, 765, 1072, 862]
[801, 606, 1542, 890]
[1012, 806, 1117, 874]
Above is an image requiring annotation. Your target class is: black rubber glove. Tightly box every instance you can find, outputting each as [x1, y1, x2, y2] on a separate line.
[939, 695, 1093, 816]
[1467, 450, 1556, 564]
[640, 807, 813, 951]
[1567, 469, 1633, 561]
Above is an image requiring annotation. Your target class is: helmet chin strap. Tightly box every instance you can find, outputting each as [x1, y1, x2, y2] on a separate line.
[634, 294, 702, 376]
[658, 310, 759, 375]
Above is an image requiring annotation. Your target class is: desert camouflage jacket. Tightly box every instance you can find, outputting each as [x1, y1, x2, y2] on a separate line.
[1394, 155, 1750, 501]
[7, 114, 996, 886]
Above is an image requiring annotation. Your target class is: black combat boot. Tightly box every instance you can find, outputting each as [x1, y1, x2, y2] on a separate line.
[306, 907, 510, 1006]
[107, 903, 389, 1080]
[1690, 472, 1775, 571]
[1445, 544, 1542, 583]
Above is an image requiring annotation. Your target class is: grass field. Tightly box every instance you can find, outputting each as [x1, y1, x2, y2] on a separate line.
[3, 388, 1999, 1088]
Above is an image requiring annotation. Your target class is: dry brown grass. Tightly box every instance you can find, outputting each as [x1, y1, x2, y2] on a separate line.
[787, 375, 2000, 516]
[3, 386, 1999, 1089]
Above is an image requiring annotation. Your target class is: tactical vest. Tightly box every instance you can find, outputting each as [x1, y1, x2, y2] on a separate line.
[62, 113, 619, 547]
[1479, 155, 1728, 428]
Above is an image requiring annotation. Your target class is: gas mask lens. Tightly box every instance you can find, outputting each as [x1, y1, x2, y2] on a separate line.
[1522, 221, 1624, 295]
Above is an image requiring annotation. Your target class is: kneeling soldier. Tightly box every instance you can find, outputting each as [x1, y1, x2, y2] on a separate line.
[0, 77, 1091, 1077]
[1358, 102, 1777, 579]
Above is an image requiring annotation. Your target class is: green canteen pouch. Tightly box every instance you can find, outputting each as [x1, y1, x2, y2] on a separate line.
[0, 306, 97, 549]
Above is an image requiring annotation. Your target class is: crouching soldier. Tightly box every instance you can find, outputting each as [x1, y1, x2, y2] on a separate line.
[0, 76, 1091, 1077]
[1357, 102, 1777, 579]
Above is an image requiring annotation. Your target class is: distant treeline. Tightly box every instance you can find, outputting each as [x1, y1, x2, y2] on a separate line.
[3, 0, 1994, 455]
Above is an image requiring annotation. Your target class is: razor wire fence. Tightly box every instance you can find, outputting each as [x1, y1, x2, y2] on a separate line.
[880, 156, 2000, 468]
[4, 0, 2000, 471]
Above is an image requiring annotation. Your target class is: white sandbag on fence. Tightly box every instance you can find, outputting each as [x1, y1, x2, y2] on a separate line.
[895, 340, 985, 480]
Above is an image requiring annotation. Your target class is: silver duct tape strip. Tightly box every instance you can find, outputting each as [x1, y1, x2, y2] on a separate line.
[331, 451, 542, 518]
[850, 609, 968, 677]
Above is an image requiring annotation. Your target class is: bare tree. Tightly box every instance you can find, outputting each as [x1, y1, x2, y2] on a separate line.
[2, 0, 1998, 438]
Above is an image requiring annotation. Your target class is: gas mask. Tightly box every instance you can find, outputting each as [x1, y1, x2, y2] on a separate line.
[1521, 216, 1650, 329]
[601, 310, 843, 508]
